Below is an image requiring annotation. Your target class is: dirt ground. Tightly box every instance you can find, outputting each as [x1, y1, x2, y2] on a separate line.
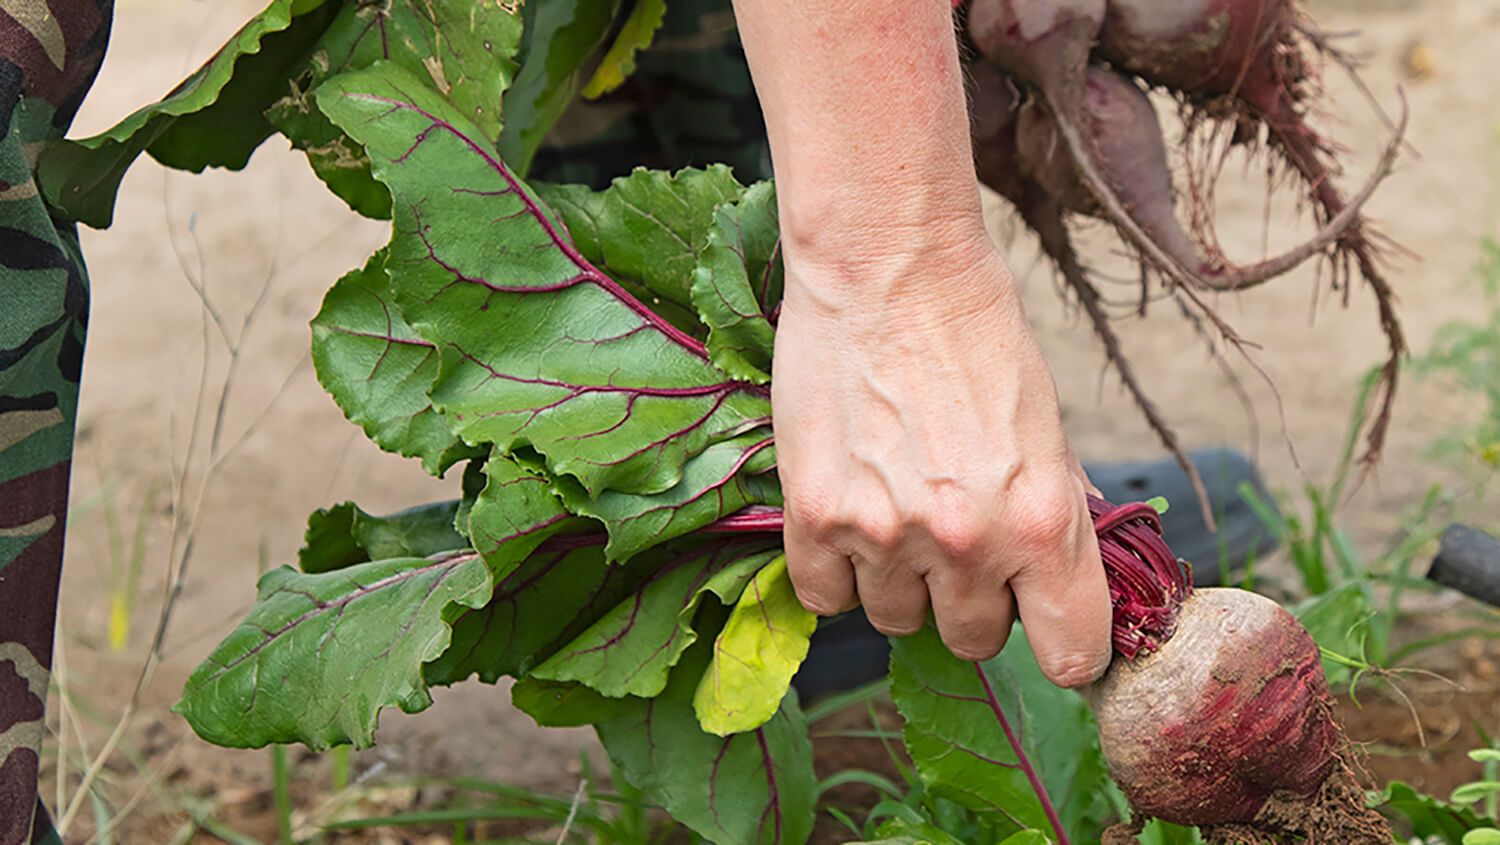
[35, 0, 1500, 841]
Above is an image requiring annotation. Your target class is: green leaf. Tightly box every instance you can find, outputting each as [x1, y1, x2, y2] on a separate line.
[297, 499, 466, 574]
[849, 818, 968, 845]
[176, 553, 491, 750]
[1145, 495, 1169, 515]
[584, 166, 747, 311]
[426, 531, 782, 687]
[316, 63, 773, 498]
[535, 180, 706, 335]
[559, 427, 779, 561]
[354, 500, 467, 561]
[1473, 750, 1500, 764]
[510, 676, 626, 727]
[424, 538, 619, 685]
[465, 452, 575, 575]
[1293, 582, 1372, 686]
[37, 0, 340, 228]
[997, 833, 1051, 845]
[1464, 829, 1500, 845]
[267, 0, 524, 217]
[999, 628, 1114, 834]
[310, 249, 478, 475]
[1455, 784, 1500, 805]
[496, 0, 620, 176]
[691, 180, 782, 383]
[298, 502, 365, 574]
[531, 543, 780, 697]
[694, 555, 815, 735]
[888, 627, 1054, 831]
[580, 0, 667, 98]
[596, 639, 816, 845]
[1376, 781, 1498, 844]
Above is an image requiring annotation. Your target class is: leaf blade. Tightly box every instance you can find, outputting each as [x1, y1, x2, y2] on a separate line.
[580, 0, 667, 98]
[175, 553, 491, 750]
[310, 249, 479, 475]
[38, 0, 339, 227]
[316, 63, 773, 498]
[596, 640, 816, 845]
[694, 555, 816, 735]
[531, 542, 779, 697]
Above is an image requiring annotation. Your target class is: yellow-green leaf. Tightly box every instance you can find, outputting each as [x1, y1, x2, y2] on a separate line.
[693, 555, 816, 735]
[580, 0, 666, 98]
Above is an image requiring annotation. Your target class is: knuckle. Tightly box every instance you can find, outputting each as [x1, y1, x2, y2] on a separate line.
[1011, 486, 1084, 556]
[787, 492, 841, 538]
[851, 512, 902, 550]
[928, 509, 984, 560]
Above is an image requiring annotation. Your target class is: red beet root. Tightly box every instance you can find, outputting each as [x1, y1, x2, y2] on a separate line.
[1097, 0, 1295, 101]
[1087, 498, 1391, 842]
[1093, 0, 1408, 464]
[1090, 588, 1339, 823]
[1013, 64, 1402, 292]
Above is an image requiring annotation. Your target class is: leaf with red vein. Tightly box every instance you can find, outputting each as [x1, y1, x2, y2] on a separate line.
[530, 544, 780, 697]
[465, 451, 578, 576]
[317, 63, 772, 498]
[311, 249, 481, 475]
[888, 627, 1060, 834]
[595, 637, 816, 845]
[693, 554, 815, 735]
[174, 553, 491, 750]
[298, 498, 465, 574]
[267, 0, 523, 216]
[536, 166, 746, 312]
[423, 532, 779, 687]
[559, 427, 780, 562]
[423, 540, 621, 686]
[691, 180, 783, 383]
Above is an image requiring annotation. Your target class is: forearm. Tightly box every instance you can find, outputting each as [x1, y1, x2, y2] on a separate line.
[732, 0, 988, 280]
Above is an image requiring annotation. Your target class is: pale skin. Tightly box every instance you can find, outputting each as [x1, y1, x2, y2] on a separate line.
[732, 0, 1113, 687]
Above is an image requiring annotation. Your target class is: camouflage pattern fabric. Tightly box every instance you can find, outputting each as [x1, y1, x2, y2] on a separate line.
[0, 1, 109, 842]
[531, 0, 769, 188]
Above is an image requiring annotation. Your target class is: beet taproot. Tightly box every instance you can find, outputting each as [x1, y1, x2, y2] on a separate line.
[1086, 497, 1391, 842]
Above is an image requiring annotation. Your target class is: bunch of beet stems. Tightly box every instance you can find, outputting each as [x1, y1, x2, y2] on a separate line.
[705, 501, 1391, 843]
[958, 0, 1410, 529]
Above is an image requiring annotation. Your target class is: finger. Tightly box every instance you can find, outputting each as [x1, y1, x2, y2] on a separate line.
[852, 553, 931, 636]
[1009, 501, 1113, 688]
[783, 512, 856, 616]
[927, 564, 1015, 662]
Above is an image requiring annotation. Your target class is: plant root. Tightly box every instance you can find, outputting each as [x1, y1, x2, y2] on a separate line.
[1013, 182, 1216, 529]
[1202, 761, 1391, 845]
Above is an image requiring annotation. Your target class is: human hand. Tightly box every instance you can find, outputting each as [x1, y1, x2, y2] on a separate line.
[771, 230, 1113, 688]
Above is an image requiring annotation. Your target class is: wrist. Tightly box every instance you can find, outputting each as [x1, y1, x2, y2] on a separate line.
[779, 226, 1030, 330]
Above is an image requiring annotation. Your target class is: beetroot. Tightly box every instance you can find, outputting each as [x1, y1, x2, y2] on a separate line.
[961, 0, 1409, 519]
[1097, 0, 1293, 100]
[965, 60, 1218, 519]
[1012, 65, 1402, 292]
[1095, 0, 1408, 465]
[1086, 498, 1391, 842]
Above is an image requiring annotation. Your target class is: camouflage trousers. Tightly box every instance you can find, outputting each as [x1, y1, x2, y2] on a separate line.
[0, 0, 762, 841]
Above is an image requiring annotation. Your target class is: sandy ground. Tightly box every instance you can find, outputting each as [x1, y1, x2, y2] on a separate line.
[38, 0, 1500, 840]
